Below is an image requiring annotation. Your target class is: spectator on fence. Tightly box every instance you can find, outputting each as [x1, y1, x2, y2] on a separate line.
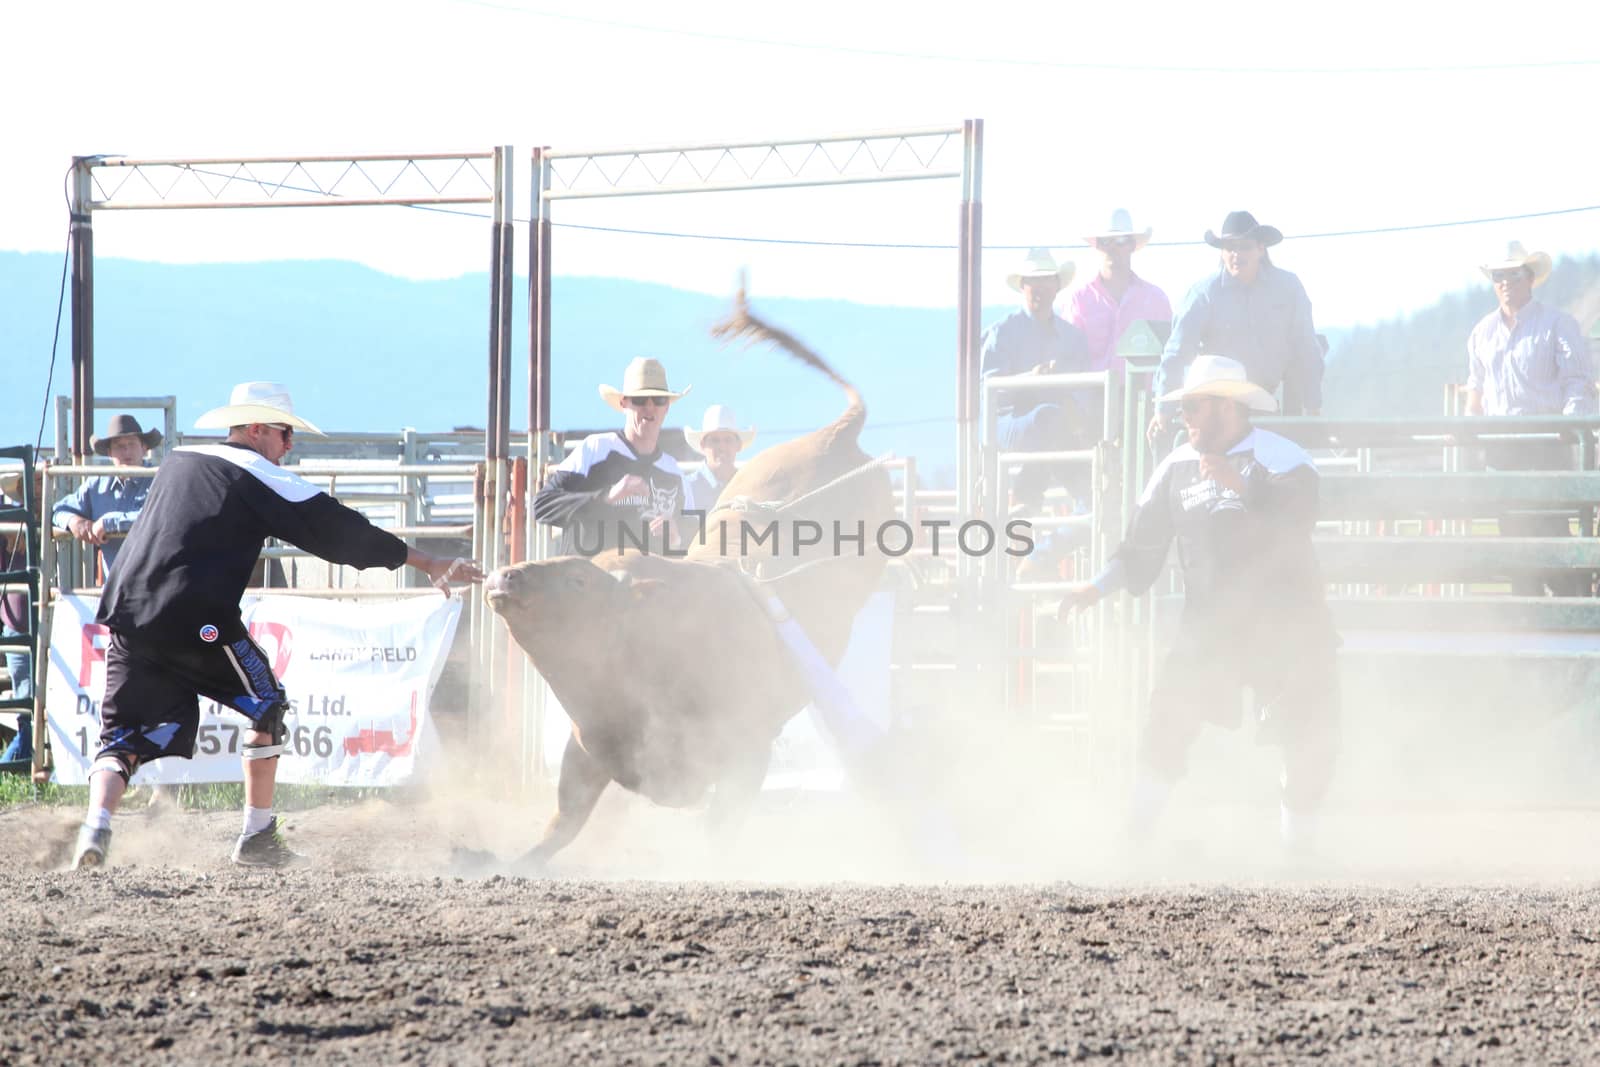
[1, 474, 31, 762]
[683, 404, 755, 517]
[1151, 211, 1324, 445]
[51, 414, 161, 576]
[1060, 356, 1341, 854]
[1466, 241, 1596, 597]
[981, 248, 1095, 507]
[70, 381, 485, 871]
[1067, 209, 1173, 377]
[534, 357, 690, 557]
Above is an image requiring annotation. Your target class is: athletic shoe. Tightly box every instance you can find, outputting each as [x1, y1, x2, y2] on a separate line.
[72, 825, 112, 869]
[231, 817, 304, 869]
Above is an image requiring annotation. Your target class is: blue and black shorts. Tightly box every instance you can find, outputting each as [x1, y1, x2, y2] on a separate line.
[97, 624, 287, 765]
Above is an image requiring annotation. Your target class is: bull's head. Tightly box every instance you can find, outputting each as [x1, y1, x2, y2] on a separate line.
[484, 557, 662, 666]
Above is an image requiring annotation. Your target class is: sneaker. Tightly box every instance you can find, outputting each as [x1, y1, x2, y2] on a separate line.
[231, 817, 304, 869]
[72, 825, 112, 870]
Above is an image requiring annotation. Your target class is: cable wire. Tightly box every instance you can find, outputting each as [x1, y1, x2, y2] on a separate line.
[36, 168, 74, 456]
[172, 164, 1600, 251]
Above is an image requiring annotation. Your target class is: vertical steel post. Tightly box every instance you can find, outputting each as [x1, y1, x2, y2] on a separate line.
[527, 146, 555, 785]
[486, 148, 505, 474]
[955, 120, 983, 582]
[495, 146, 515, 470]
[68, 160, 95, 463]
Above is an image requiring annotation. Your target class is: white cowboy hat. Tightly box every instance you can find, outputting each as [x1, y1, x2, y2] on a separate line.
[1006, 247, 1075, 292]
[1479, 241, 1552, 288]
[598, 357, 692, 413]
[1159, 355, 1277, 413]
[194, 382, 326, 434]
[685, 404, 756, 454]
[1084, 208, 1152, 251]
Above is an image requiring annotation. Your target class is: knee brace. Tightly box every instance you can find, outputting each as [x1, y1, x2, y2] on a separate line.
[91, 751, 140, 782]
[242, 700, 290, 761]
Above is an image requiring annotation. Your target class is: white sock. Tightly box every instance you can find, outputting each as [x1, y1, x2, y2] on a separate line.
[243, 806, 274, 836]
[86, 807, 113, 832]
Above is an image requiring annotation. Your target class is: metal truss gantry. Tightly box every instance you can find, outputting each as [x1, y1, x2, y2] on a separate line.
[67, 150, 514, 474]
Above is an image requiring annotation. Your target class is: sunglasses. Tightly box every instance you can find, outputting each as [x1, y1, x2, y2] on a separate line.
[625, 395, 670, 407]
[267, 423, 295, 440]
[1489, 270, 1528, 285]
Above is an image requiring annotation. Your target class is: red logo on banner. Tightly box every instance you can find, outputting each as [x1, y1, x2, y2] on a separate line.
[247, 621, 294, 677]
[344, 692, 419, 758]
[78, 623, 112, 687]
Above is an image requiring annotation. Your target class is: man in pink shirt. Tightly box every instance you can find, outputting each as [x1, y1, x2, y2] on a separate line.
[1066, 209, 1173, 377]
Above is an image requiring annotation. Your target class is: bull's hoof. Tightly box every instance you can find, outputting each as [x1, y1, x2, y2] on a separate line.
[446, 846, 503, 876]
[509, 848, 554, 878]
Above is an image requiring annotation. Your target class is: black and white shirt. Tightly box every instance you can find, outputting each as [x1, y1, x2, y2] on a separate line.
[1097, 428, 1334, 637]
[534, 432, 685, 556]
[98, 444, 408, 641]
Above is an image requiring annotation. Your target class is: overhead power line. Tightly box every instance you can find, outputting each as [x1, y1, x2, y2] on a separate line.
[171, 164, 1600, 250]
[446, 0, 1600, 75]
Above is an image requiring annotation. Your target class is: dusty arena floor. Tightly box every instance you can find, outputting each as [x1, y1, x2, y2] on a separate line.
[3, 791, 1598, 1065]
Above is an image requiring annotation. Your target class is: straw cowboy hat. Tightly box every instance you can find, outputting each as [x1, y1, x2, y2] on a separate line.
[195, 381, 326, 434]
[598, 357, 692, 413]
[90, 413, 163, 456]
[1479, 241, 1552, 287]
[1159, 355, 1277, 413]
[1084, 208, 1152, 251]
[1204, 210, 1283, 249]
[1006, 248, 1075, 292]
[685, 404, 756, 454]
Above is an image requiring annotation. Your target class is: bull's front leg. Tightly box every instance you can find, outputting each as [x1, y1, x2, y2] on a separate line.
[705, 743, 771, 848]
[515, 732, 610, 871]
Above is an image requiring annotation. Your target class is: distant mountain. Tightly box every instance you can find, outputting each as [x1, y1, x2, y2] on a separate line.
[1, 253, 1002, 484]
[1323, 254, 1600, 416]
[8, 251, 1595, 487]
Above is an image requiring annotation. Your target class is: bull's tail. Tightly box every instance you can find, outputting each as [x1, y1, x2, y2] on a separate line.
[711, 282, 865, 439]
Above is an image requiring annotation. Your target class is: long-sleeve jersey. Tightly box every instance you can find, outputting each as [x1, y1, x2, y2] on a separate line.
[533, 432, 685, 556]
[1096, 428, 1335, 640]
[98, 444, 408, 640]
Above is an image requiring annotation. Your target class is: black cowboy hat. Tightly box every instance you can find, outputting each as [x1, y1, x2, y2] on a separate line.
[1204, 210, 1283, 249]
[90, 413, 163, 456]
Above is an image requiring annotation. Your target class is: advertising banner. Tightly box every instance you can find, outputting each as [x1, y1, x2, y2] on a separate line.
[46, 594, 460, 787]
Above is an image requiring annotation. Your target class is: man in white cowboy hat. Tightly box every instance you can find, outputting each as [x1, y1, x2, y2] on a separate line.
[70, 381, 485, 871]
[535, 357, 691, 557]
[1066, 209, 1172, 375]
[1060, 355, 1341, 853]
[980, 248, 1093, 513]
[1466, 241, 1595, 596]
[683, 404, 756, 515]
[1152, 210, 1324, 444]
[50, 413, 163, 576]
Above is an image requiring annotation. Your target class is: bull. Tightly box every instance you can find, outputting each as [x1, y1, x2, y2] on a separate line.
[486, 291, 894, 868]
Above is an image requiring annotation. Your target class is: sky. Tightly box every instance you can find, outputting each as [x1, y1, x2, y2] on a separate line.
[5, 0, 1599, 343]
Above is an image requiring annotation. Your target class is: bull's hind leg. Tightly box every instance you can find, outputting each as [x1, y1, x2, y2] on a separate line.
[515, 733, 610, 872]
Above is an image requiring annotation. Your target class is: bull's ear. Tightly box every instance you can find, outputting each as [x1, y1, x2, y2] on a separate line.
[630, 578, 666, 600]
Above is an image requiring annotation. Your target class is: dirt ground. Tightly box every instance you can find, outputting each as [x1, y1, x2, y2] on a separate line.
[3, 790, 1599, 1066]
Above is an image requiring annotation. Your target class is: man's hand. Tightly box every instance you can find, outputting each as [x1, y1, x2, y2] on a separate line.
[607, 475, 650, 504]
[412, 552, 486, 597]
[1056, 582, 1102, 622]
[1145, 411, 1168, 447]
[1030, 360, 1058, 375]
[66, 515, 105, 545]
[1198, 453, 1246, 495]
